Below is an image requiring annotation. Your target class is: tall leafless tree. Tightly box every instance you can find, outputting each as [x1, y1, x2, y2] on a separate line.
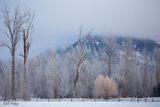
[154, 48, 160, 86]
[123, 39, 134, 79]
[73, 26, 88, 97]
[0, 7, 27, 100]
[142, 51, 149, 96]
[122, 39, 135, 96]
[105, 36, 116, 77]
[19, 11, 34, 101]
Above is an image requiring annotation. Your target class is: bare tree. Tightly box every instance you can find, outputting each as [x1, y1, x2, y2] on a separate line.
[154, 48, 160, 86]
[105, 36, 116, 77]
[19, 11, 34, 101]
[73, 26, 88, 97]
[122, 38, 135, 96]
[142, 52, 148, 96]
[0, 7, 27, 100]
[123, 39, 134, 79]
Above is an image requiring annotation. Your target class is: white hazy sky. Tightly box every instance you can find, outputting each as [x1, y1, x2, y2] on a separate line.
[0, 0, 160, 59]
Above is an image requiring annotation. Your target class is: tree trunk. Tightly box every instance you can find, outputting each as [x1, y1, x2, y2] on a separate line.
[23, 63, 28, 101]
[143, 62, 147, 96]
[156, 58, 160, 85]
[73, 63, 80, 97]
[11, 51, 15, 100]
[108, 56, 111, 77]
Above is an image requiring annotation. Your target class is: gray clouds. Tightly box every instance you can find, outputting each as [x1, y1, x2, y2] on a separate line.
[1, 0, 160, 38]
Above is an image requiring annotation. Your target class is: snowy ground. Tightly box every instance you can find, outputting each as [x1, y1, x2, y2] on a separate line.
[0, 98, 160, 107]
[0, 101, 160, 107]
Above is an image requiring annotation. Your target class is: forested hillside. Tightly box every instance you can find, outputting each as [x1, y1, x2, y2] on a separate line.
[0, 35, 160, 99]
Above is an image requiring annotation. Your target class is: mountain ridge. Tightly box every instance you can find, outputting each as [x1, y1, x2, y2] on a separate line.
[58, 36, 160, 56]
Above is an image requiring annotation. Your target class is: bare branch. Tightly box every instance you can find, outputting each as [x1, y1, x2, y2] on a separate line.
[19, 54, 24, 58]
[0, 43, 12, 54]
[1, 6, 28, 99]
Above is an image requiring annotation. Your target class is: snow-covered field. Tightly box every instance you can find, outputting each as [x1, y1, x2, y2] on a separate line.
[0, 101, 160, 107]
[0, 98, 160, 107]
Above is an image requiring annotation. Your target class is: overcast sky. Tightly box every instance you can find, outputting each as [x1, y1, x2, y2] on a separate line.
[0, 0, 160, 60]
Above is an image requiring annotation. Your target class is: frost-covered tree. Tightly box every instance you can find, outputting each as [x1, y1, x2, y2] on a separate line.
[104, 36, 116, 77]
[0, 60, 12, 100]
[0, 7, 27, 100]
[73, 26, 87, 97]
[19, 9, 34, 101]
[154, 48, 160, 85]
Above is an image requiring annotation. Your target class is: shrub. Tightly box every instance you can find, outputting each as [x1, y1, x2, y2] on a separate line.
[94, 75, 119, 99]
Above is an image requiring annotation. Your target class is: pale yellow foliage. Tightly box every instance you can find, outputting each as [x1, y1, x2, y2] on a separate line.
[94, 75, 118, 98]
